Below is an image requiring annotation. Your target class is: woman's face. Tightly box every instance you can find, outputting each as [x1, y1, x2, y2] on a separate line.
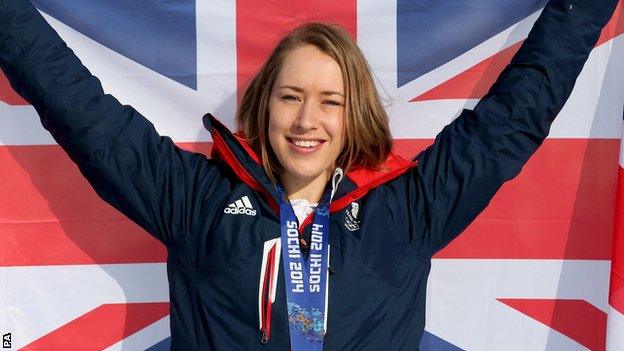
[268, 45, 345, 184]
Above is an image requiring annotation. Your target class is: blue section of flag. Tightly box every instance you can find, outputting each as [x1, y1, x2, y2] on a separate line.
[420, 331, 465, 351]
[31, 0, 197, 90]
[142, 333, 462, 350]
[144, 337, 171, 351]
[396, 0, 547, 87]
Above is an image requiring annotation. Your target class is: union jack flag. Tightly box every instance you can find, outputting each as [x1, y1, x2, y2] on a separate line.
[1, 0, 623, 350]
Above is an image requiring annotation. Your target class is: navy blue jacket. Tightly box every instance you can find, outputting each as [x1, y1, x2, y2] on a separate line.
[0, 0, 617, 349]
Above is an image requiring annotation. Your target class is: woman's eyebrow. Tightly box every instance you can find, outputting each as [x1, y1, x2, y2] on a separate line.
[322, 91, 344, 97]
[278, 85, 304, 92]
[278, 85, 344, 97]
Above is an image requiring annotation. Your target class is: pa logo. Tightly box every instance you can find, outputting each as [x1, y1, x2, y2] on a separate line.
[2, 333, 11, 349]
[344, 202, 360, 231]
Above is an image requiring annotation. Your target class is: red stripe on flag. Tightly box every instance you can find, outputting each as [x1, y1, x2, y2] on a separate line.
[0, 71, 29, 106]
[20, 302, 169, 351]
[0, 143, 209, 267]
[413, 0, 624, 102]
[398, 139, 618, 260]
[1, 221, 166, 267]
[0, 139, 617, 266]
[412, 42, 522, 102]
[236, 0, 357, 99]
[610, 165, 624, 313]
[498, 298, 607, 351]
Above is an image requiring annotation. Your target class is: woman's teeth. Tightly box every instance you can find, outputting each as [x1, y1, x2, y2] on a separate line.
[292, 139, 320, 148]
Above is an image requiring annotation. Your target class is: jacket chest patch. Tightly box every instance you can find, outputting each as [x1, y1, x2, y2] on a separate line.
[344, 202, 360, 232]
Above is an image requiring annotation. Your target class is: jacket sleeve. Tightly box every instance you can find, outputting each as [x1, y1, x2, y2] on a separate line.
[0, 0, 225, 248]
[406, 0, 619, 256]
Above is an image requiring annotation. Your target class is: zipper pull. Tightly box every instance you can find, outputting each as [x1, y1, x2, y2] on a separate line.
[261, 330, 269, 344]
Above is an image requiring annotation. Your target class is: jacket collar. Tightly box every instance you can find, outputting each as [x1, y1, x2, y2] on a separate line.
[203, 113, 417, 214]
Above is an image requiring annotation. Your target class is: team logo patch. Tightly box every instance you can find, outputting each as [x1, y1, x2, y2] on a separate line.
[344, 202, 360, 231]
[224, 195, 257, 216]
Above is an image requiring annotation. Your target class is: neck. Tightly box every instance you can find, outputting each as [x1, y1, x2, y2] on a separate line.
[279, 170, 331, 203]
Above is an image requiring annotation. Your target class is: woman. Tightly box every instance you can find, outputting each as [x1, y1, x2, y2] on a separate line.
[0, 0, 618, 350]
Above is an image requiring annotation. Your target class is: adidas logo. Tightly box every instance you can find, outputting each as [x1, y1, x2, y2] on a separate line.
[224, 196, 257, 216]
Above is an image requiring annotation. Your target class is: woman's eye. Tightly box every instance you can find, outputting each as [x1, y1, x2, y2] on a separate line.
[282, 95, 300, 102]
[324, 100, 343, 106]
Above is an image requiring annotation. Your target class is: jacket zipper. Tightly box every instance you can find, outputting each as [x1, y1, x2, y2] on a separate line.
[260, 243, 277, 344]
[260, 252, 273, 343]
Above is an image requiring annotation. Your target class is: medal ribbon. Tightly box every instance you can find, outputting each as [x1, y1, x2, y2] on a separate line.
[277, 186, 331, 351]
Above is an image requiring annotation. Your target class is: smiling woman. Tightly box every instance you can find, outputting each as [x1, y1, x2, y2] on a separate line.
[267, 45, 346, 203]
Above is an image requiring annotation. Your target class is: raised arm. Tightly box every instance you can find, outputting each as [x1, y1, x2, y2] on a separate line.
[405, 0, 619, 256]
[0, 0, 226, 248]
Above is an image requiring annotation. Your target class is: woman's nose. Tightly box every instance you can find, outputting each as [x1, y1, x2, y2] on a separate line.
[293, 100, 318, 131]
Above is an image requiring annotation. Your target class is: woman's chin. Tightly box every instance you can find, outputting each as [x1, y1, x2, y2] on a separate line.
[281, 166, 330, 184]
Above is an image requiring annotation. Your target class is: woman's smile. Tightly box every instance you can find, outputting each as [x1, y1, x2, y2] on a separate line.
[286, 137, 326, 154]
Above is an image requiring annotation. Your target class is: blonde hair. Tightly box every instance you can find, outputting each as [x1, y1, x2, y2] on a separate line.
[236, 22, 392, 182]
